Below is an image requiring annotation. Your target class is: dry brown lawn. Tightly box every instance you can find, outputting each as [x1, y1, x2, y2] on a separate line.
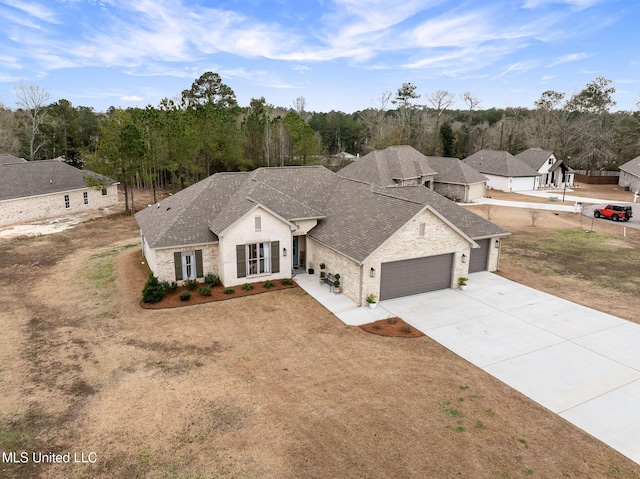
[1, 186, 639, 479]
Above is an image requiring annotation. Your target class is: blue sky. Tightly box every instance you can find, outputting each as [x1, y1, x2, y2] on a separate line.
[0, 0, 638, 113]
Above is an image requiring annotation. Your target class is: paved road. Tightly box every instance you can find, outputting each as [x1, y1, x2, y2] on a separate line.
[474, 190, 640, 230]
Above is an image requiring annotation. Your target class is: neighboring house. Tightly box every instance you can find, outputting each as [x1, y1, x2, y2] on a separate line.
[338, 145, 488, 202]
[463, 149, 540, 192]
[0, 159, 119, 227]
[619, 156, 640, 193]
[0, 154, 27, 165]
[515, 148, 574, 188]
[135, 166, 508, 306]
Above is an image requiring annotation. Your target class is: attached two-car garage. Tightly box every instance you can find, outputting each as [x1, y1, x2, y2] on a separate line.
[378, 239, 492, 301]
[379, 253, 454, 301]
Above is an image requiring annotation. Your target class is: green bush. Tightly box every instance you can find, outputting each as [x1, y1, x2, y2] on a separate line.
[280, 278, 294, 285]
[242, 283, 254, 291]
[204, 273, 220, 287]
[160, 280, 178, 294]
[223, 287, 235, 294]
[179, 291, 191, 301]
[142, 274, 165, 303]
[263, 280, 275, 289]
[183, 278, 198, 291]
[198, 286, 212, 296]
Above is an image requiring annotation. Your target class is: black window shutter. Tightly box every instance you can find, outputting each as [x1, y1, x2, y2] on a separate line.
[174, 252, 183, 281]
[271, 241, 280, 274]
[236, 245, 246, 278]
[195, 250, 204, 278]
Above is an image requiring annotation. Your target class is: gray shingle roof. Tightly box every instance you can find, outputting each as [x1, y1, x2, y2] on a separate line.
[515, 148, 555, 171]
[463, 149, 539, 177]
[136, 165, 508, 262]
[619, 156, 640, 177]
[340, 145, 438, 186]
[339, 145, 486, 186]
[0, 154, 26, 165]
[0, 160, 117, 202]
[424, 156, 488, 185]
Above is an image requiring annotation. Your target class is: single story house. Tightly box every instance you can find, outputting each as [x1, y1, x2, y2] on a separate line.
[463, 149, 540, 192]
[135, 166, 509, 306]
[338, 145, 488, 202]
[0, 159, 119, 227]
[619, 156, 640, 193]
[515, 148, 574, 188]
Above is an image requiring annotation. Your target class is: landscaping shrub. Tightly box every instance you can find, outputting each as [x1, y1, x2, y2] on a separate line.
[179, 291, 191, 301]
[160, 280, 178, 294]
[142, 273, 165, 303]
[242, 283, 254, 291]
[280, 278, 294, 285]
[183, 278, 198, 291]
[223, 287, 235, 294]
[198, 286, 212, 296]
[204, 273, 220, 287]
[263, 280, 275, 289]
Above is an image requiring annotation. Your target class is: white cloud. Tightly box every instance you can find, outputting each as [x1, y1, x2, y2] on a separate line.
[547, 52, 592, 66]
[496, 60, 540, 78]
[121, 95, 143, 102]
[522, 0, 603, 10]
[1, 0, 59, 23]
[541, 74, 556, 81]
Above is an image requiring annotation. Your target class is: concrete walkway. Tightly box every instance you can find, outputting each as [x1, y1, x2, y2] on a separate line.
[295, 271, 640, 465]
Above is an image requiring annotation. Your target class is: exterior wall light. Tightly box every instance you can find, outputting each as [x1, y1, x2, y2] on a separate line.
[283, 248, 287, 257]
[370, 267, 376, 278]
[495, 239, 500, 248]
[461, 254, 467, 264]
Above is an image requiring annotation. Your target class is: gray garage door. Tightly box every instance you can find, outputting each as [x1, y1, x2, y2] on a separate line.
[468, 238, 490, 273]
[380, 253, 454, 300]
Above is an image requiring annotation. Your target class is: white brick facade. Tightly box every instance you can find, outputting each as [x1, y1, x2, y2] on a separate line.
[0, 184, 119, 227]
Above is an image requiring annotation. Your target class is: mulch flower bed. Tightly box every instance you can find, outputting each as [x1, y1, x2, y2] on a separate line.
[141, 280, 297, 309]
[360, 317, 424, 338]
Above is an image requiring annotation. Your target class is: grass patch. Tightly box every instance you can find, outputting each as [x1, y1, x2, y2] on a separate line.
[503, 229, 640, 294]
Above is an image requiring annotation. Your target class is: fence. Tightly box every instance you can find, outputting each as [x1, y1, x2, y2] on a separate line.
[574, 170, 619, 185]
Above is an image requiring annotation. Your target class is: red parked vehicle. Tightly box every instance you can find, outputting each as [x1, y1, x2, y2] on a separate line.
[593, 204, 633, 221]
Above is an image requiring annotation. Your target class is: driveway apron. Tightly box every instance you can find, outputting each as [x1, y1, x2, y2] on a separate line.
[381, 272, 640, 465]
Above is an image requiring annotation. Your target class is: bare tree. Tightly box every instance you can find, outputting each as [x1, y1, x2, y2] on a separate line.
[359, 91, 392, 149]
[292, 96, 309, 122]
[528, 208, 542, 227]
[14, 80, 51, 160]
[462, 91, 481, 156]
[480, 204, 495, 221]
[426, 90, 455, 155]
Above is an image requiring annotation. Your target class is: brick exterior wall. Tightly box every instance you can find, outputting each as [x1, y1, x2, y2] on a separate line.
[0, 184, 119, 227]
[144, 240, 219, 285]
[306, 238, 362, 304]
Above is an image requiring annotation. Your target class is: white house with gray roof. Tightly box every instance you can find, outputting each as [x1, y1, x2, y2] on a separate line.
[619, 156, 640, 193]
[339, 145, 488, 202]
[0, 159, 119, 227]
[135, 166, 509, 306]
[463, 149, 540, 192]
[515, 148, 574, 188]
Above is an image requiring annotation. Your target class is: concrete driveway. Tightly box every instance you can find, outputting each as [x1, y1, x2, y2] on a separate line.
[380, 272, 640, 465]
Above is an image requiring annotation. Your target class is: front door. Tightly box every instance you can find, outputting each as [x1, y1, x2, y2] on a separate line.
[293, 236, 299, 267]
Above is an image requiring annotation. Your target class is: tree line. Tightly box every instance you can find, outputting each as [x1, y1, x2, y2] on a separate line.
[2, 73, 639, 213]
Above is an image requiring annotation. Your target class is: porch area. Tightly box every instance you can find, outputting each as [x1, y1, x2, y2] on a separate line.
[293, 271, 393, 326]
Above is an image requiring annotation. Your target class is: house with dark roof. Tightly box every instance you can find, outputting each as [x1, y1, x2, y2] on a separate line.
[339, 145, 488, 202]
[515, 148, 574, 188]
[0, 159, 119, 227]
[135, 165, 509, 306]
[0, 154, 27, 165]
[463, 149, 540, 192]
[619, 156, 640, 194]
